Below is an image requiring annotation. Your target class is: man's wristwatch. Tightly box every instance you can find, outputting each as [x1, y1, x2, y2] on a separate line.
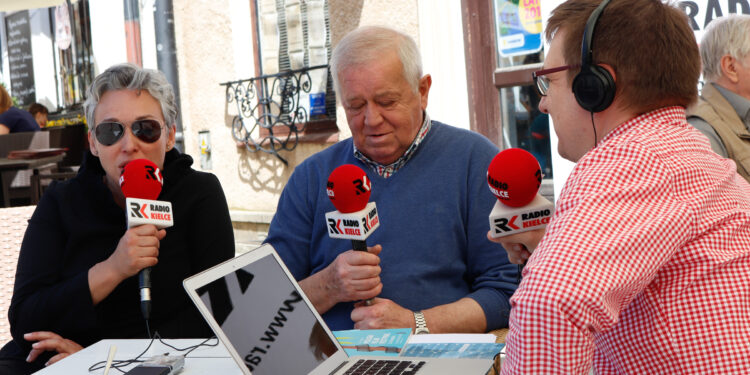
[413, 311, 429, 334]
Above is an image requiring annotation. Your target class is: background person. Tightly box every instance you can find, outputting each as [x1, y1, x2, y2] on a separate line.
[27, 103, 49, 128]
[493, 1, 750, 374]
[0, 63, 235, 374]
[687, 14, 750, 182]
[265, 25, 518, 334]
[0, 86, 40, 134]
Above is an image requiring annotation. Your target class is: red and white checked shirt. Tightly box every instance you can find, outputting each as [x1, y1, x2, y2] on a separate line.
[502, 107, 750, 374]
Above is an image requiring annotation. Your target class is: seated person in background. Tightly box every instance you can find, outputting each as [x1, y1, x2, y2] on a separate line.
[687, 14, 750, 182]
[265, 26, 518, 334]
[27, 103, 49, 128]
[0, 86, 40, 134]
[491, 1, 750, 374]
[0, 63, 235, 374]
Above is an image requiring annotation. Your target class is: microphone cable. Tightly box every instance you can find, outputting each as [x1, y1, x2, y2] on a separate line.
[145, 319, 152, 340]
[87, 333, 219, 373]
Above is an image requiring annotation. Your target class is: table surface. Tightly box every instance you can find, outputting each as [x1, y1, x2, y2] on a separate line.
[33, 339, 242, 375]
[0, 154, 64, 170]
[33, 331, 510, 375]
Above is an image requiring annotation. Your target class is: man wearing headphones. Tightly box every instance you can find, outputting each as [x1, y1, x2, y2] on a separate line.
[493, 1, 750, 374]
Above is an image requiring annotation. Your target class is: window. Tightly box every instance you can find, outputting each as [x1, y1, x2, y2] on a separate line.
[463, 0, 552, 179]
[53, 0, 94, 109]
[253, 0, 336, 126]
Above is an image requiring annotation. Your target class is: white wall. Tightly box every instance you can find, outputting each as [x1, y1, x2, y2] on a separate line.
[417, 0, 470, 130]
[540, 0, 572, 200]
[88, 0, 127, 74]
[29, 7, 56, 110]
[139, 0, 158, 70]
[229, 0, 254, 79]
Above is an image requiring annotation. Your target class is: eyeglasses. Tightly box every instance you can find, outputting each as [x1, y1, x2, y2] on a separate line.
[94, 119, 165, 146]
[532, 64, 579, 96]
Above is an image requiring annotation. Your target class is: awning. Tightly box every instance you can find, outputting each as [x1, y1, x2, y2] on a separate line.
[0, 0, 65, 13]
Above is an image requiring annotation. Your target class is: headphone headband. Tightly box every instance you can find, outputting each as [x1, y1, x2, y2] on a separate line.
[581, 0, 612, 68]
[573, 0, 615, 113]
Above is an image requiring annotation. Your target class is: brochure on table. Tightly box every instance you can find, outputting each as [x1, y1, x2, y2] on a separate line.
[333, 328, 412, 357]
[331, 330, 504, 359]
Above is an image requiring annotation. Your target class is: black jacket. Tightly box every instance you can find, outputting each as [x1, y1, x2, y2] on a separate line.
[0, 150, 235, 370]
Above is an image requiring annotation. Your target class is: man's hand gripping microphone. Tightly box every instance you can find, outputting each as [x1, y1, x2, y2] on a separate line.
[325, 164, 380, 304]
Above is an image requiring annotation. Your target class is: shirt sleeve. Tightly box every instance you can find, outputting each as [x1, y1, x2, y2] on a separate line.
[501, 144, 693, 374]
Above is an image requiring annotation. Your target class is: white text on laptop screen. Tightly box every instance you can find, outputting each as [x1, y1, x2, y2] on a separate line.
[194, 254, 338, 374]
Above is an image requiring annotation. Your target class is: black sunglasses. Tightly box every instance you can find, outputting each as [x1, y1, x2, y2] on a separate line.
[94, 119, 164, 146]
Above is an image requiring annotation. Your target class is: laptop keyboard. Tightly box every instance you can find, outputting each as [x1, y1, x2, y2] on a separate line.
[340, 359, 426, 375]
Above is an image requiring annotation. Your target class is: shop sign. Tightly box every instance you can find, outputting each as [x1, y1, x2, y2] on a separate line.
[678, 0, 750, 41]
[5, 10, 36, 107]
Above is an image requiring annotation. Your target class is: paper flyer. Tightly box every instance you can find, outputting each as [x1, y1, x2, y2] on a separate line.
[332, 328, 412, 357]
[401, 342, 505, 359]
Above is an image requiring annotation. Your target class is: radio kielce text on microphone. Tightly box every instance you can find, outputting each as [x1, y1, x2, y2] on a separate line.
[120, 159, 174, 321]
[487, 148, 554, 238]
[324, 164, 380, 251]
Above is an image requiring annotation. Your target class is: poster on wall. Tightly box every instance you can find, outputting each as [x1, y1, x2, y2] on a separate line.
[55, 2, 72, 50]
[5, 10, 36, 107]
[494, 0, 542, 57]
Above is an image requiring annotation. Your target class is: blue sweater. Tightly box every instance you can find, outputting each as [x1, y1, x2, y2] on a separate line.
[0, 107, 40, 133]
[266, 121, 518, 331]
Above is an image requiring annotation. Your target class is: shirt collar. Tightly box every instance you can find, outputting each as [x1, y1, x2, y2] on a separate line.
[713, 83, 750, 131]
[353, 112, 432, 178]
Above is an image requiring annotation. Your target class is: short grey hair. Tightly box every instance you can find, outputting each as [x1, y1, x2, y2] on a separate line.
[700, 14, 750, 82]
[83, 63, 177, 129]
[330, 26, 423, 94]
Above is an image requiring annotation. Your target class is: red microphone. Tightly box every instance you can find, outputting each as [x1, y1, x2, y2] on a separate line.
[487, 148, 554, 238]
[120, 159, 163, 200]
[120, 159, 174, 320]
[324, 164, 380, 251]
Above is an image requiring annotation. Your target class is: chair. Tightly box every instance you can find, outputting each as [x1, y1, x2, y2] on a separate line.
[0, 132, 50, 206]
[46, 124, 87, 171]
[0, 205, 35, 345]
[0, 131, 77, 206]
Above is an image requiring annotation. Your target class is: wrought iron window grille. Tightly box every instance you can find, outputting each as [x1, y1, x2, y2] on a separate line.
[221, 64, 332, 165]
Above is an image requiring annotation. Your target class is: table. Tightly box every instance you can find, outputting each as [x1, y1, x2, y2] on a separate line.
[31, 330, 510, 374]
[0, 154, 64, 206]
[33, 339, 242, 375]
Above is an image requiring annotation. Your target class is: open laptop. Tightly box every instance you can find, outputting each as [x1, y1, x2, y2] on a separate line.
[183, 244, 494, 375]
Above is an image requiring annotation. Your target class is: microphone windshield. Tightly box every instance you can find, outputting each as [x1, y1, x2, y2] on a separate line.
[327, 164, 371, 213]
[487, 148, 542, 208]
[120, 159, 164, 200]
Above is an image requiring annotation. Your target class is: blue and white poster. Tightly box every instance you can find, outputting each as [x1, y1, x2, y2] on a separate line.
[495, 0, 543, 57]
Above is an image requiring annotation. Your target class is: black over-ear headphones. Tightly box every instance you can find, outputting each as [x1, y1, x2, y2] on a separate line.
[572, 0, 615, 112]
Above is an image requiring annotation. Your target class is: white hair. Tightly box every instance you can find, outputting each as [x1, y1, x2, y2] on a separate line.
[330, 26, 423, 94]
[700, 14, 750, 82]
[84, 63, 177, 129]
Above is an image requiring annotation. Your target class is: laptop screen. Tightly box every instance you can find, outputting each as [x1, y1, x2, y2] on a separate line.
[193, 252, 339, 374]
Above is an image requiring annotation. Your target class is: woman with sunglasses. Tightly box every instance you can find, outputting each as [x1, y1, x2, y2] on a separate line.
[0, 63, 235, 374]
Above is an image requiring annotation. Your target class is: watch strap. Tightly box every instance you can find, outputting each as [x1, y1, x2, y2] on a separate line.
[413, 310, 429, 334]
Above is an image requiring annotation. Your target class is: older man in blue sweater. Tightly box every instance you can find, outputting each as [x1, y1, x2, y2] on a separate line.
[265, 26, 518, 333]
